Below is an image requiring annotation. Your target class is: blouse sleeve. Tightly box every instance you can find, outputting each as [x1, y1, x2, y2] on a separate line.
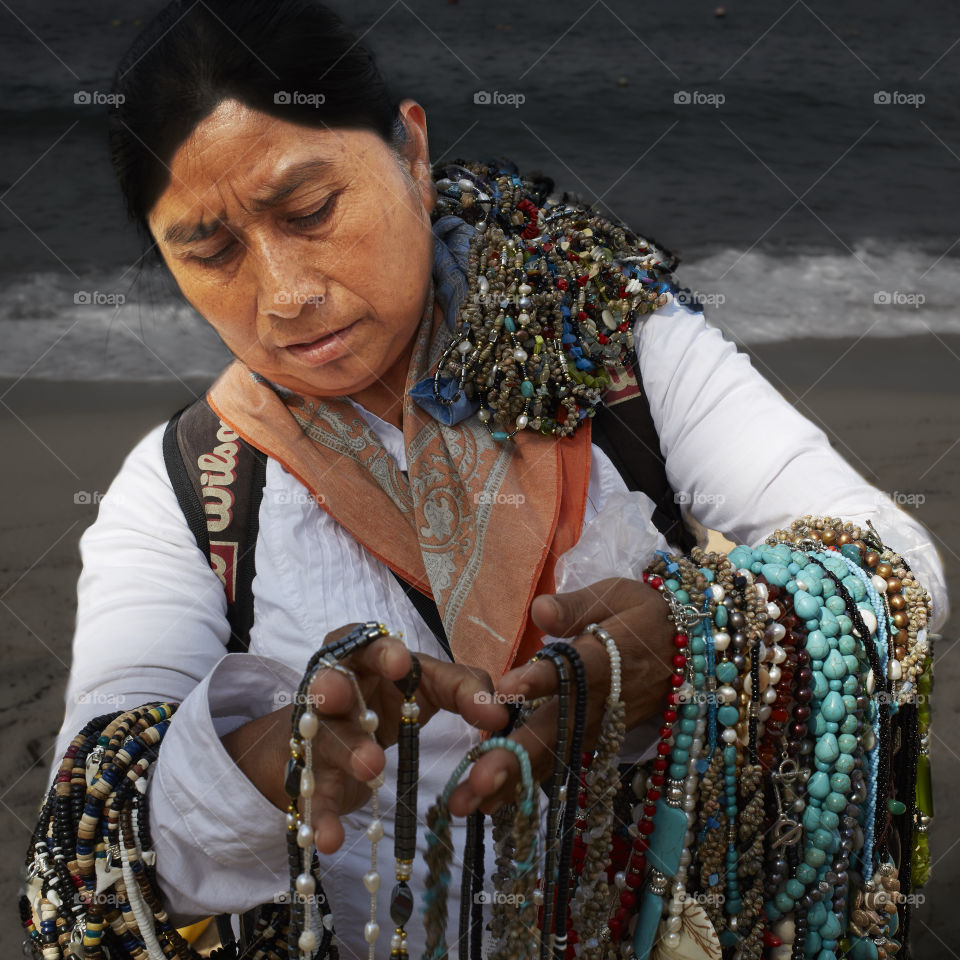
[47, 422, 302, 926]
[634, 296, 950, 632]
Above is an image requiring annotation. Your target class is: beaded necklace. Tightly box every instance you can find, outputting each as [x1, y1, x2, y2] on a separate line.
[429, 160, 681, 440]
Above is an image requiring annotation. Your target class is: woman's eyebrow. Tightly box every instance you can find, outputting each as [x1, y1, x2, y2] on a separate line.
[163, 157, 337, 245]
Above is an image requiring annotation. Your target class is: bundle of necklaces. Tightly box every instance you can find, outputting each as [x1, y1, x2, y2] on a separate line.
[19, 160, 936, 959]
[20, 516, 936, 960]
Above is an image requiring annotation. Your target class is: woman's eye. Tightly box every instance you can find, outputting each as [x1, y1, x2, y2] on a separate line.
[190, 241, 237, 267]
[290, 193, 338, 229]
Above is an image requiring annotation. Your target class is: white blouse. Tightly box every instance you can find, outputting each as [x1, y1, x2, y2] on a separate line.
[48, 295, 949, 959]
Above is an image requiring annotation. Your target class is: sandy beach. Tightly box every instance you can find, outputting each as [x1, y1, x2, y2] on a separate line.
[1, 334, 956, 956]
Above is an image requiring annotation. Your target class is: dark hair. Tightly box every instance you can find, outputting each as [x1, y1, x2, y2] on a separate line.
[107, 0, 408, 251]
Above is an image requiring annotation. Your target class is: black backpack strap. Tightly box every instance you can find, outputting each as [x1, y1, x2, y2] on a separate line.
[592, 344, 698, 554]
[389, 569, 453, 662]
[162, 397, 267, 655]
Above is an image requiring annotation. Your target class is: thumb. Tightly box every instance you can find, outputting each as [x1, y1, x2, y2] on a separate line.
[530, 588, 587, 637]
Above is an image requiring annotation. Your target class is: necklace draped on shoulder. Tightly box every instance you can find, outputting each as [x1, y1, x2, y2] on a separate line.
[410, 156, 686, 440]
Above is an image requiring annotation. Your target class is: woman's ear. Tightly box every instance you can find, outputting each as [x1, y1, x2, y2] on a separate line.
[395, 99, 437, 215]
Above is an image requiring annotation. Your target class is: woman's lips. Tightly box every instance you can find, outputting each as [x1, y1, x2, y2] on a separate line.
[284, 318, 361, 366]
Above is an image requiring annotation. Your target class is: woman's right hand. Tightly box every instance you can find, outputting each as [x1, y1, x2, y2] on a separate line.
[220, 623, 510, 853]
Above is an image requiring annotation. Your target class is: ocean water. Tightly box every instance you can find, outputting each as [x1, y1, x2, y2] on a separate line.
[3, 0, 960, 379]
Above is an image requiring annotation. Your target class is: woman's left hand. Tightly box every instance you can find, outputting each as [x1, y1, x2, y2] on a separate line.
[446, 575, 677, 817]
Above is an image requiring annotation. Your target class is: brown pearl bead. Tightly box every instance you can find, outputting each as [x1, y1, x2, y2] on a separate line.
[895, 645, 907, 660]
[864, 551, 879, 568]
[886, 577, 902, 594]
[889, 594, 907, 611]
[892, 611, 909, 629]
[876, 563, 893, 579]
[896, 629, 909, 646]
[837, 532, 852, 546]
[820, 529, 836, 545]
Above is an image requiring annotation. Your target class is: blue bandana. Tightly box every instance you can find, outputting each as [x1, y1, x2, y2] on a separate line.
[408, 214, 481, 426]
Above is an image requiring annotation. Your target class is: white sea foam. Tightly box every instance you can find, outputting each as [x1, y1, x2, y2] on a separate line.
[2, 242, 958, 380]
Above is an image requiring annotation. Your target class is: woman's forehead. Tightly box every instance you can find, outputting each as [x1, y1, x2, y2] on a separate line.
[151, 104, 378, 230]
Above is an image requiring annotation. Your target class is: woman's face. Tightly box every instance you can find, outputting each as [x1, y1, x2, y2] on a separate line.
[147, 98, 438, 404]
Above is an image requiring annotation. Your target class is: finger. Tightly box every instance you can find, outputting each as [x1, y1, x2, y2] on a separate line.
[496, 656, 558, 702]
[346, 632, 413, 684]
[310, 770, 353, 854]
[414, 653, 510, 730]
[313, 715, 386, 784]
[530, 577, 647, 638]
[447, 698, 563, 817]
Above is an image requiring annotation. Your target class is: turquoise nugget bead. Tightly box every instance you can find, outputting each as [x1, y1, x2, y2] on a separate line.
[837, 615, 853, 635]
[813, 673, 829, 699]
[812, 828, 835, 850]
[840, 543, 862, 563]
[842, 575, 866, 600]
[715, 605, 728, 627]
[794, 590, 820, 620]
[838, 734, 858, 753]
[805, 847, 827, 867]
[808, 903, 828, 928]
[830, 773, 851, 793]
[761, 563, 791, 587]
[796, 863, 817, 883]
[808, 771, 830, 799]
[716, 661, 738, 683]
[838, 635, 856, 655]
[821, 692, 845, 722]
[774, 893, 794, 913]
[819, 611, 839, 637]
[823, 650, 846, 680]
[825, 791, 847, 813]
[717, 706, 739, 727]
[815, 733, 839, 763]
[835, 754, 855, 774]
[806, 631, 829, 659]
[803, 806, 821, 831]
[491, 430, 509, 441]
[520, 379, 534, 397]
[826, 595, 846, 616]
[670, 763, 687, 779]
[786, 879, 806, 899]
[843, 654, 859, 675]
[819, 810, 839, 829]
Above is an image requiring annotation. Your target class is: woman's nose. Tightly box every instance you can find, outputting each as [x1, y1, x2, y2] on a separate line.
[255, 243, 327, 319]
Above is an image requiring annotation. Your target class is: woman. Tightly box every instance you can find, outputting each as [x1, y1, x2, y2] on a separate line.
[36, 1, 947, 958]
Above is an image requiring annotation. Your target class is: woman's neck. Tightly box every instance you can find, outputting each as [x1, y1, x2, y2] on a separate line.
[348, 296, 442, 429]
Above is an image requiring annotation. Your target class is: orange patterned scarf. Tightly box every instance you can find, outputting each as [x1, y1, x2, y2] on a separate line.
[207, 275, 592, 680]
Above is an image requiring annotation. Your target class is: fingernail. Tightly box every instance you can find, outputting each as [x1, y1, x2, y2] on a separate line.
[492, 770, 509, 791]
